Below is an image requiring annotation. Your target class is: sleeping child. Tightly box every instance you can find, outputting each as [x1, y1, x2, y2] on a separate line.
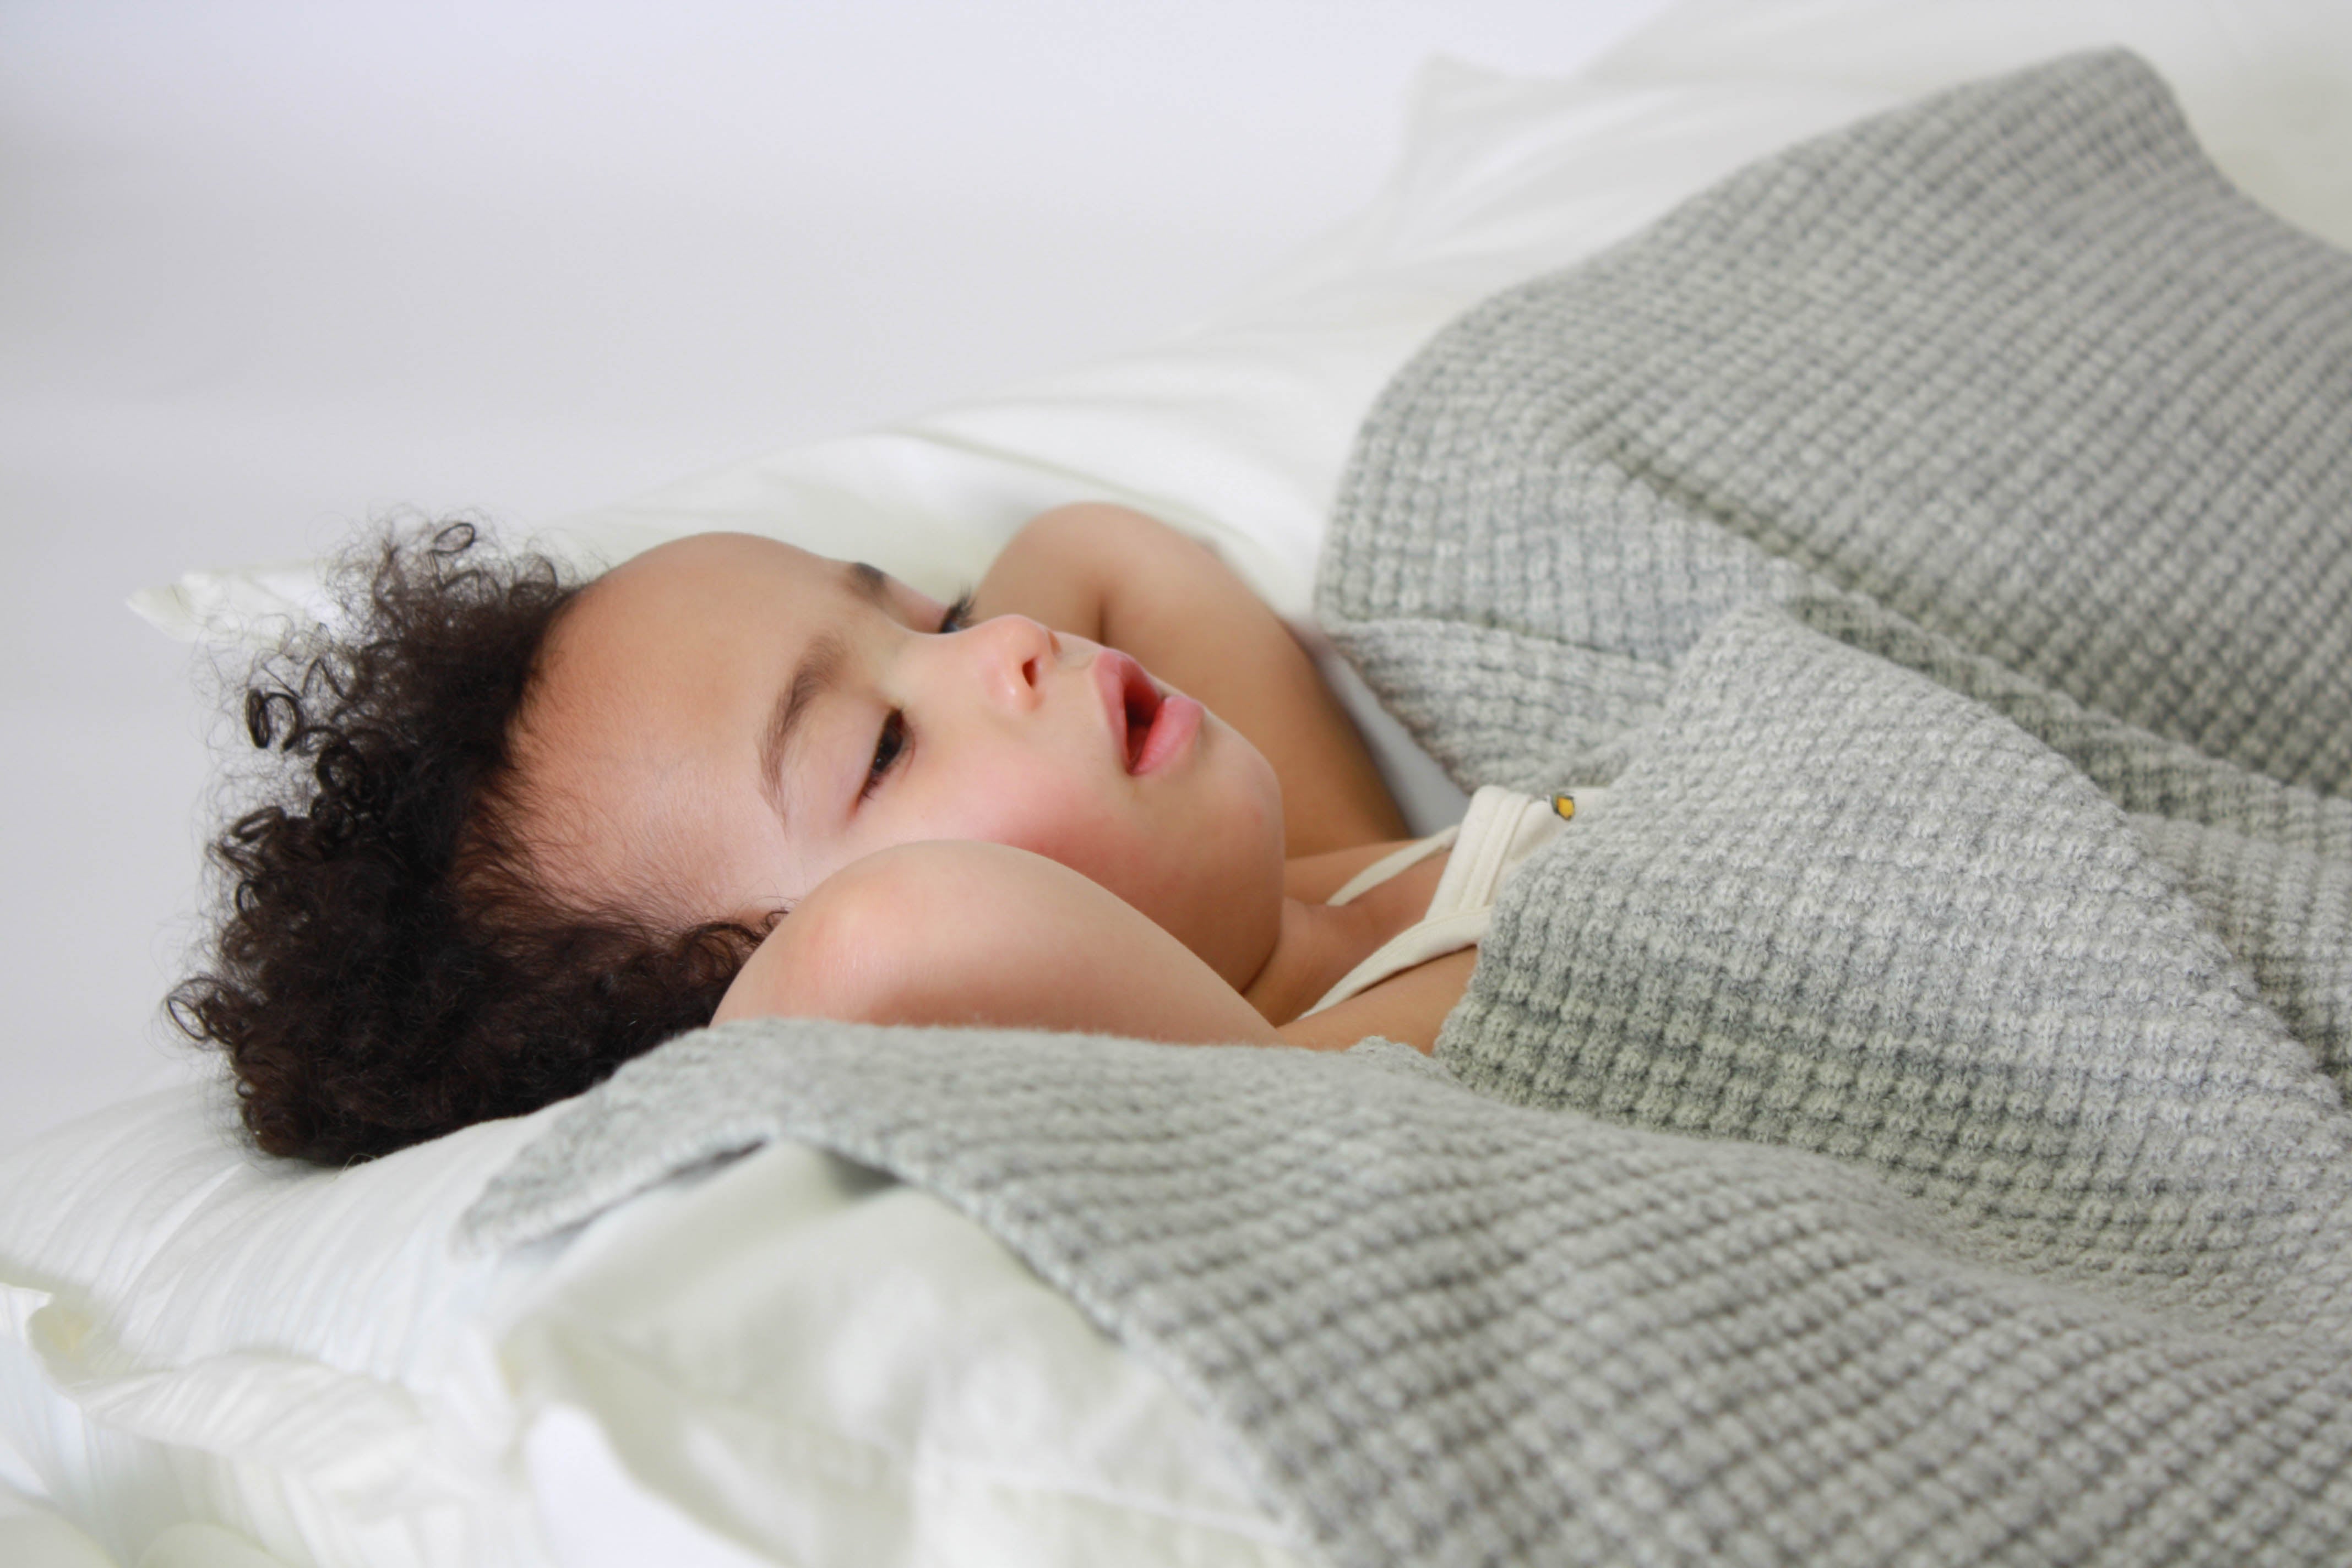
[176, 503, 1568, 1166]
[157, 55, 2352, 1565]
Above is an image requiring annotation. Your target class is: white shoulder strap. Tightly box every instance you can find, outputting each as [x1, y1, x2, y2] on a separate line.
[1302, 786, 1598, 1018]
[1324, 824, 1460, 908]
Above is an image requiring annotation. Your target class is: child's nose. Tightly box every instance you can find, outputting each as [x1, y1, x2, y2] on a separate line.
[965, 614, 1059, 708]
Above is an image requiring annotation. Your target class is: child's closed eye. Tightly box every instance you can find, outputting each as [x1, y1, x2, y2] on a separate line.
[862, 587, 977, 802]
[863, 712, 907, 799]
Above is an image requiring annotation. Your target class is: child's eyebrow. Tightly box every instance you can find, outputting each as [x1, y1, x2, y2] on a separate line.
[756, 562, 896, 826]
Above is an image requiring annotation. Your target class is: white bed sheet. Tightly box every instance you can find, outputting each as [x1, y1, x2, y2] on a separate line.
[9, 2, 2350, 1564]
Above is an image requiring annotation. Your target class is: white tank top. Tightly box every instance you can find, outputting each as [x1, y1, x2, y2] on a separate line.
[1299, 784, 1600, 1018]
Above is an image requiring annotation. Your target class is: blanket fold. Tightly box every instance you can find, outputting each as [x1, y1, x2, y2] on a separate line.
[467, 51, 2352, 1567]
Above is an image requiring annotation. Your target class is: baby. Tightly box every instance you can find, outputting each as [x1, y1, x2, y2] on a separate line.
[179, 504, 1493, 1164]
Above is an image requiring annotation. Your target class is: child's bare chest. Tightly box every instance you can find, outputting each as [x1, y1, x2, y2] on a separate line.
[1276, 941, 1477, 1054]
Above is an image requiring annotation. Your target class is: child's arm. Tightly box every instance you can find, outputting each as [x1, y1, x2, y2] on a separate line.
[715, 841, 1470, 1053]
[714, 840, 1285, 1045]
[973, 503, 1408, 858]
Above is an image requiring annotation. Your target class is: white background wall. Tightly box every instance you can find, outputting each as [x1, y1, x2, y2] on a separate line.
[0, 0, 1673, 1155]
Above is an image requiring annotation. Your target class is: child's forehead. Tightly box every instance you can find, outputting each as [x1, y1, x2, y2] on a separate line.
[608, 530, 832, 586]
[575, 536, 897, 635]
[513, 535, 876, 913]
[548, 537, 930, 710]
[612, 533, 904, 602]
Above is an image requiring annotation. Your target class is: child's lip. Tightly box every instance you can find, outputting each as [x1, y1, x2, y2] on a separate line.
[1093, 650, 1163, 773]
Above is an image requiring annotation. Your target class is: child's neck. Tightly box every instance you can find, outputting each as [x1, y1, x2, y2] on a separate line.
[1238, 896, 1386, 1026]
[1238, 846, 1450, 1026]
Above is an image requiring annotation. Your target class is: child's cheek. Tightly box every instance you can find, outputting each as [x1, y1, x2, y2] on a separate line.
[921, 758, 1109, 865]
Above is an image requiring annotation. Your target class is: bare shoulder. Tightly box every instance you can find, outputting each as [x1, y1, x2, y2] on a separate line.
[716, 841, 1281, 1046]
[716, 841, 1088, 1025]
[1014, 500, 1206, 557]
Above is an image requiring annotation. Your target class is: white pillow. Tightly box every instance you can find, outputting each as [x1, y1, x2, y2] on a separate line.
[0, 1081, 1303, 1568]
[0, 1079, 574, 1564]
[37, 4, 2352, 1565]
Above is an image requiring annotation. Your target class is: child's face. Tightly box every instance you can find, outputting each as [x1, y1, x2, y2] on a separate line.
[511, 532, 1286, 982]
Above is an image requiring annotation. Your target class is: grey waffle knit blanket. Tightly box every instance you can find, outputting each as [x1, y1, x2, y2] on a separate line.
[467, 53, 2352, 1567]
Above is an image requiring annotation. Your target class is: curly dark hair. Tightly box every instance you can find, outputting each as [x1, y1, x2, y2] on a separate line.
[171, 521, 767, 1166]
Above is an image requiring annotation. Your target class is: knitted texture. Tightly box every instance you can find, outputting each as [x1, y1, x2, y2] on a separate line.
[469, 53, 2352, 1567]
[1318, 54, 2352, 799]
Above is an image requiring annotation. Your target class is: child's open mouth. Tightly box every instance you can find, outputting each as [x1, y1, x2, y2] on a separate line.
[1099, 652, 1202, 775]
